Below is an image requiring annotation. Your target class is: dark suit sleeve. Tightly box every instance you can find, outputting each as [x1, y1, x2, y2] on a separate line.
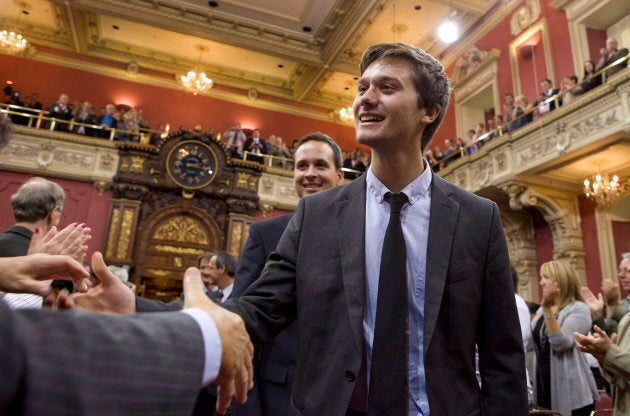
[231, 222, 267, 298]
[0, 302, 204, 416]
[224, 206, 302, 346]
[478, 203, 528, 413]
[136, 295, 184, 312]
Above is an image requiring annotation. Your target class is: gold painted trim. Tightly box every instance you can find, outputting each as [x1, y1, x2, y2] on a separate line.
[509, 19, 555, 96]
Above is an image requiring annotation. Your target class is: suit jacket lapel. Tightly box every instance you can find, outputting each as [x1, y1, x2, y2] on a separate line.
[336, 177, 367, 354]
[424, 174, 459, 351]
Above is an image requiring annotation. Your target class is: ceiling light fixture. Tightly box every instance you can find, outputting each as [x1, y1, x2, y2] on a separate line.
[438, 0, 459, 44]
[337, 106, 353, 122]
[0, 3, 31, 55]
[177, 45, 214, 95]
[583, 162, 629, 207]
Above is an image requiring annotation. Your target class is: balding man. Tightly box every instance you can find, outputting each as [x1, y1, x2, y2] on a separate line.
[0, 177, 67, 309]
[596, 37, 629, 80]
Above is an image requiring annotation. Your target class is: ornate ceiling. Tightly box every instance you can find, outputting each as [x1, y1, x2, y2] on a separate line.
[0, 0, 497, 118]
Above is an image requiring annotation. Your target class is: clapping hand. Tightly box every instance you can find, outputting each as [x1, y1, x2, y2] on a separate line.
[574, 325, 618, 366]
[580, 287, 605, 320]
[28, 223, 92, 262]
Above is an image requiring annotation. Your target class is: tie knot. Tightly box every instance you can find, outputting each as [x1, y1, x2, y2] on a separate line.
[384, 192, 408, 214]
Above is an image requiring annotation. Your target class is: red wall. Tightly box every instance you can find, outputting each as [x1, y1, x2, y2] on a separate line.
[0, 170, 111, 261]
[541, 1, 575, 85]
[532, 207, 553, 296]
[586, 28, 607, 67]
[0, 54, 357, 150]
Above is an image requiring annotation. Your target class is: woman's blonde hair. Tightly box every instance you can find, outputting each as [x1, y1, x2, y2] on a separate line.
[540, 260, 583, 307]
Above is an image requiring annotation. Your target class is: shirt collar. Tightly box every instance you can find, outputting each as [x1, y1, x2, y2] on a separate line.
[366, 159, 432, 206]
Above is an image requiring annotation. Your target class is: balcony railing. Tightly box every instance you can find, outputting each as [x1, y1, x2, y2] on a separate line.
[0, 103, 161, 144]
[431, 55, 629, 172]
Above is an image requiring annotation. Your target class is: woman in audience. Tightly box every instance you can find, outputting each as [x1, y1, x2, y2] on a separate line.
[530, 260, 599, 416]
[581, 60, 602, 93]
[511, 95, 534, 130]
[73, 101, 96, 136]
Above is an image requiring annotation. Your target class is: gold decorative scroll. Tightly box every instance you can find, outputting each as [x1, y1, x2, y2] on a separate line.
[117, 208, 135, 258]
[230, 222, 243, 256]
[145, 268, 170, 277]
[153, 216, 210, 244]
[154, 244, 204, 255]
[236, 172, 250, 190]
[105, 207, 121, 258]
[130, 156, 145, 174]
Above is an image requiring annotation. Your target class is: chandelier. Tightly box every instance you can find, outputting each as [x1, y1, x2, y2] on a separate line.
[178, 45, 213, 95]
[0, 29, 29, 54]
[337, 106, 354, 122]
[583, 172, 629, 207]
[1, 2, 31, 55]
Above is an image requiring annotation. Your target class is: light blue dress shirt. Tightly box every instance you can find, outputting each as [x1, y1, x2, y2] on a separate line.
[182, 308, 222, 386]
[364, 162, 432, 415]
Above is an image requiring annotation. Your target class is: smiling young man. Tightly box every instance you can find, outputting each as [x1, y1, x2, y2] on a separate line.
[228, 132, 344, 416]
[225, 43, 527, 415]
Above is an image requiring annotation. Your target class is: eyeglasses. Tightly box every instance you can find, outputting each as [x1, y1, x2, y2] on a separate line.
[200, 265, 217, 270]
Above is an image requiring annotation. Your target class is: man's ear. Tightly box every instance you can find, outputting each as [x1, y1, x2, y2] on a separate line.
[336, 169, 344, 185]
[421, 107, 440, 124]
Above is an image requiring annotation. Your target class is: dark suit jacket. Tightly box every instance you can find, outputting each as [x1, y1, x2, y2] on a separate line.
[243, 138, 268, 155]
[225, 174, 528, 415]
[0, 226, 32, 257]
[230, 214, 294, 416]
[538, 88, 561, 111]
[0, 301, 205, 416]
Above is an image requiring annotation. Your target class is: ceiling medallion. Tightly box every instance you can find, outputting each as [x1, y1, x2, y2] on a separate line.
[177, 45, 214, 95]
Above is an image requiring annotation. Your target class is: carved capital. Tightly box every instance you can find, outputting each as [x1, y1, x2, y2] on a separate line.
[226, 197, 258, 215]
[259, 203, 275, 217]
[93, 180, 110, 195]
[112, 182, 149, 200]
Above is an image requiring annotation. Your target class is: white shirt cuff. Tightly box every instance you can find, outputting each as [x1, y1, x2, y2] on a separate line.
[182, 308, 222, 386]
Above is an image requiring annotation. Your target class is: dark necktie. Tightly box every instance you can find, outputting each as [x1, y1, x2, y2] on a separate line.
[215, 289, 224, 304]
[367, 192, 409, 415]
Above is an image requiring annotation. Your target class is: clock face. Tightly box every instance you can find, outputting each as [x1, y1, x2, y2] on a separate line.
[166, 141, 218, 189]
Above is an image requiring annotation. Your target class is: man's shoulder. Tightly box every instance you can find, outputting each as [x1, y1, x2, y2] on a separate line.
[303, 178, 363, 205]
[251, 213, 293, 232]
[432, 174, 494, 209]
[0, 225, 33, 240]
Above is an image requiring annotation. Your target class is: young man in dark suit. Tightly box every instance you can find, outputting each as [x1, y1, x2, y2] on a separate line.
[226, 43, 527, 415]
[230, 132, 344, 416]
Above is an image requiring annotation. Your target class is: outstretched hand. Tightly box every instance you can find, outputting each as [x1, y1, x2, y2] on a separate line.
[48, 252, 136, 313]
[0, 253, 89, 295]
[183, 267, 254, 415]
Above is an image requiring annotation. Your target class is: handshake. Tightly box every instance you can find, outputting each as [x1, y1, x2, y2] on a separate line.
[3, 222, 254, 415]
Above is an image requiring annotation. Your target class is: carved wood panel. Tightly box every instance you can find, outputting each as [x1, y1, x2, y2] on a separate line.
[133, 205, 222, 301]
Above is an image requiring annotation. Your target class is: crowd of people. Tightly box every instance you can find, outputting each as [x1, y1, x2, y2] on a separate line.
[425, 36, 628, 171]
[3, 86, 151, 141]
